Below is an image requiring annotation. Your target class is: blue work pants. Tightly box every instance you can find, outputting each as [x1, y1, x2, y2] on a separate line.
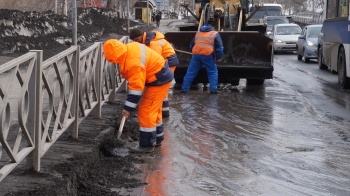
[181, 54, 218, 92]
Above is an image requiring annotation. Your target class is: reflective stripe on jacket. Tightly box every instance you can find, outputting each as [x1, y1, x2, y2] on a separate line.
[121, 42, 173, 112]
[192, 31, 217, 56]
[143, 31, 179, 68]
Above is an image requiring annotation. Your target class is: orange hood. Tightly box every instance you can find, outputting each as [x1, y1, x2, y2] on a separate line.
[103, 39, 127, 65]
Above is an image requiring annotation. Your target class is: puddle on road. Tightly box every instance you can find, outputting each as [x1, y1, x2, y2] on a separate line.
[108, 84, 350, 195]
[285, 146, 315, 153]
[112, 147, 130, 157]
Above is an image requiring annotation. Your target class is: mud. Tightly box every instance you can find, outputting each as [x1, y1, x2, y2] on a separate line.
[2, 99, 148, 196]
[0, 7, 157, 193]
[0, 7, 155, 60]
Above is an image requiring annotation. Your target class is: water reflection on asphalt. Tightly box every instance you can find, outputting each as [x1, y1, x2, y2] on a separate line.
[140, 80, 350, 195]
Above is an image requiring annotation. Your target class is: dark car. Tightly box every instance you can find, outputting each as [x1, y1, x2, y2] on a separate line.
[296, 24, 322, 63]
[286, 16, 294, 23]
[264, 16, 290, 37]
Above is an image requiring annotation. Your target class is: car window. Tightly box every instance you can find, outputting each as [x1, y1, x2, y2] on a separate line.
[307, 27, 322, 38]
[266, 18, 289, 25]
[265, 6, 282, 16]
[276, 26, 301, 35]
[249, 7, 266, 19]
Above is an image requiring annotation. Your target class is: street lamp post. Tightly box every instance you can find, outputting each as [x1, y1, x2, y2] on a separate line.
[193, 0, 195, 12]
[147, 0, 150, 26]
[63, 0, 68, 16]
[72, 0, 77, 45]
[55, 0, 57, 14]
[288, 0, 291, 15]
[312, 0, 315, 24]
[127, 0, 130, 33]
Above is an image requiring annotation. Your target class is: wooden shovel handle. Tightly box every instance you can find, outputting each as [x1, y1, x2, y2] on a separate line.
[117, 116, 126, 139]
[174, 49, 192, 55]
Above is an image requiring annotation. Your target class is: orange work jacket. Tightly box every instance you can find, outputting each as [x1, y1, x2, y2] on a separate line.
[120, 42, 173, 112]
[143, 31, 179, 70]
[192, 31, 218, 56]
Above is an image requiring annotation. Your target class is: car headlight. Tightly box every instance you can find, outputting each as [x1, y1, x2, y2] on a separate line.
[307, 41, 314, 47]
[275, 39, 283, 43]
[266, 31, 272, 35]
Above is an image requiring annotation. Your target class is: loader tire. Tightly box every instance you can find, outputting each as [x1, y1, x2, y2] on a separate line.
[247, 79, 265, 85]
[230, 79, 240, 86]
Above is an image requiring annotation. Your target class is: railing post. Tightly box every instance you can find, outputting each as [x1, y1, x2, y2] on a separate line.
[28, 50, 43, 172]
[93, 43, 102, 118]
[118, 78, 128, 93]
[72, 46, 80, 138]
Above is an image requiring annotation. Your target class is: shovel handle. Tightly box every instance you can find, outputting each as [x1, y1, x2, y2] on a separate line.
[174, 49, 192, 55]
[117, 116, 126, 139]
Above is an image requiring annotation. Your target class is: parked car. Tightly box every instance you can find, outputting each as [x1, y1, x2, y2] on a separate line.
[296, 24, 322, 63]
[272, 23, 302, 53]
[264, 16, 290, 37]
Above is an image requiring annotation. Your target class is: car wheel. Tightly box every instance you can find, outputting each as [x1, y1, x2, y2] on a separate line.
[337, 47, 350, 89]
[303, 49, 310, 63]
[318, 46, 327, 69]
[296, 46, 302, 60]
[297, 52, 302, 60]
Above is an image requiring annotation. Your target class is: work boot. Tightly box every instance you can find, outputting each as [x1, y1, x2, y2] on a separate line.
[210, 91, 218, 94]
[129, 145, 154, 153]
[162, 112, 170, 118]
[155, 141, 162, 147]
[181, 90, 187, 94]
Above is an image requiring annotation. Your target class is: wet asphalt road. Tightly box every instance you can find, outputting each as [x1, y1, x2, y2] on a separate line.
[141, 52, 350, 195]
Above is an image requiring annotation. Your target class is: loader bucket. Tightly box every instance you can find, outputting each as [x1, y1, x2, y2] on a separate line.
[165, 31, 273, 85]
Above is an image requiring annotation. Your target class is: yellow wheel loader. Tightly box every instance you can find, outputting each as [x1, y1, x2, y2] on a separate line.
[165, 0, 273, 85]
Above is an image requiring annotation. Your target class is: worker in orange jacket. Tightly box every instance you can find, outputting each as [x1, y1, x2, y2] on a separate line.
[129, 28, 179, 119]
[103, 39, 173, 153]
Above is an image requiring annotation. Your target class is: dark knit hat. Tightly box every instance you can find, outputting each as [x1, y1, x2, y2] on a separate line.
[129, 28, 143, 40]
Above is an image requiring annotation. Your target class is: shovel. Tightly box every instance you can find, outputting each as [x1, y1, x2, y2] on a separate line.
[117, 116, 126, 139]
[174, 48, 192, 55]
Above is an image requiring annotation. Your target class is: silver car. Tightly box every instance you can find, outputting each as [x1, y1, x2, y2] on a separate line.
[264, 16, 289, 37]
[272, 24, 302, 53]
[296, 24, 322, 63]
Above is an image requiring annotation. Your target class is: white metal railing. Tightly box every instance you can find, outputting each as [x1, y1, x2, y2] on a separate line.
[0, 52, 38, 182]
[293, 15, 323, 25]
[39, 46, 78, 157]
[0, 36, 129, 182]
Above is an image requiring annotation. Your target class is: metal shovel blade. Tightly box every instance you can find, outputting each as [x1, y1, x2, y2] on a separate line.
[117, 116, 126, 139]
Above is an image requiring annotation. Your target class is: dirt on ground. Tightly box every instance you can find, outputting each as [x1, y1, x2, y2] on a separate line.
[0, 7, 155, 60]
[0, 7, 157, 196]
[2, 99, 149, 196]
